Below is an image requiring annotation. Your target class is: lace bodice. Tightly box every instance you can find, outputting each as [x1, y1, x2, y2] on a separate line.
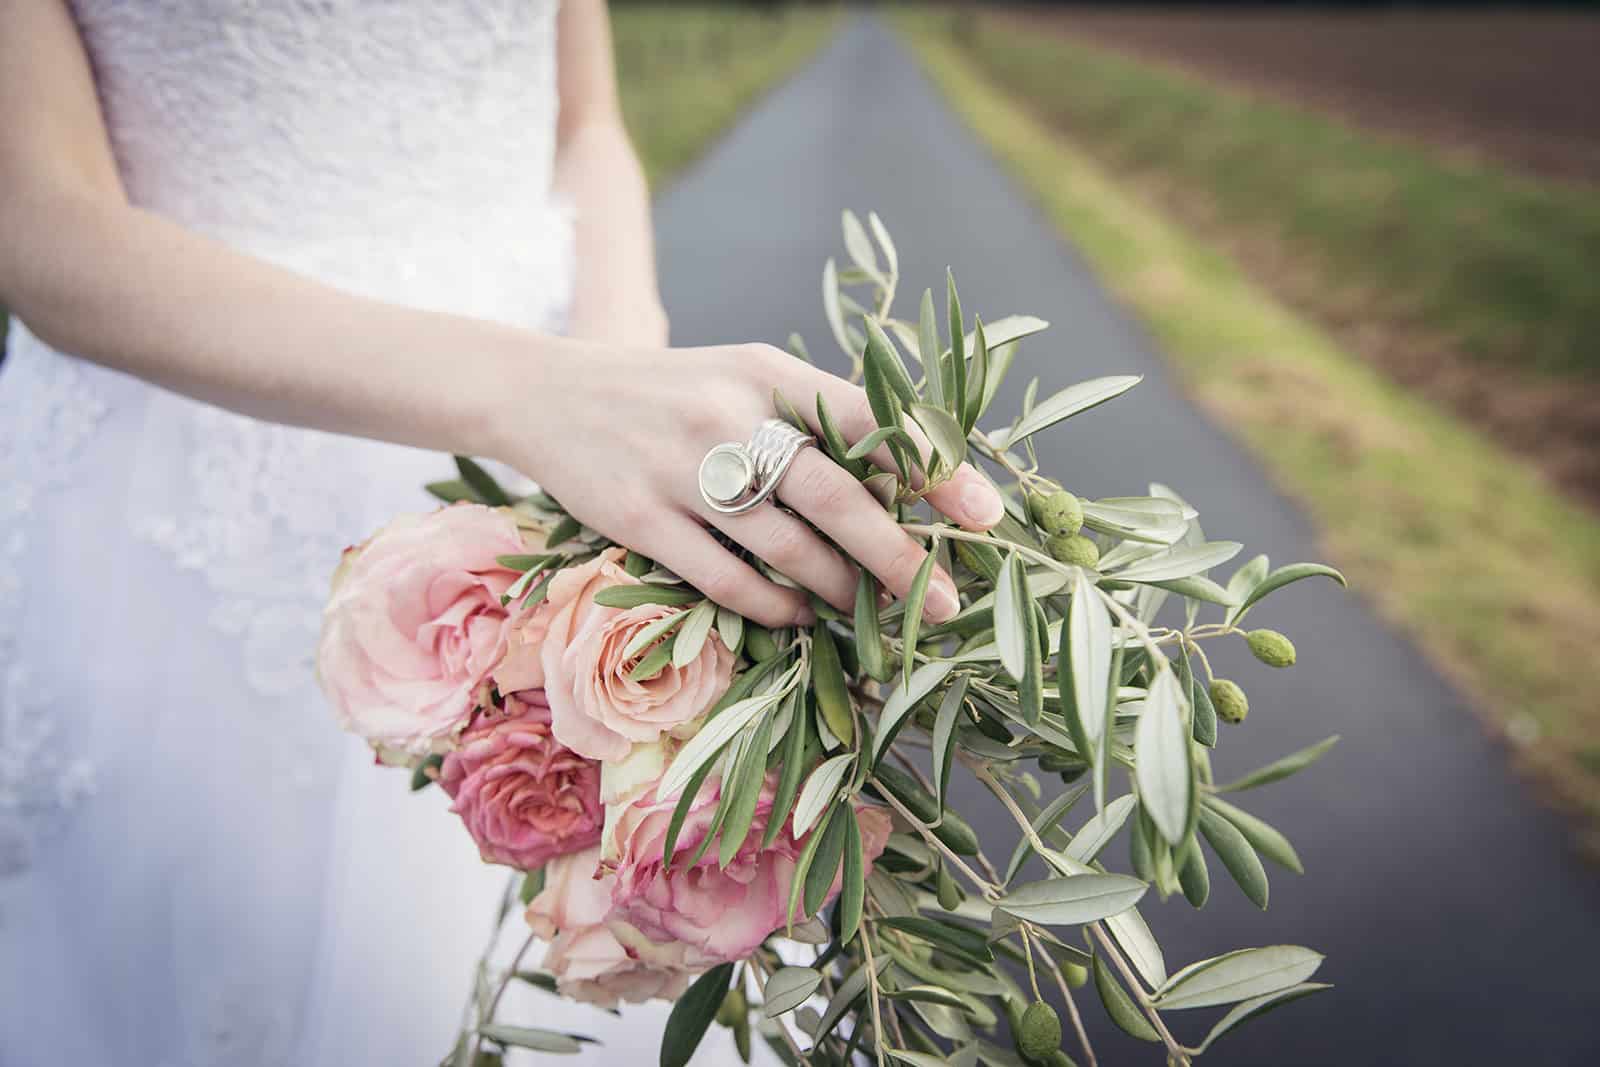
[72, 0, 571, 319]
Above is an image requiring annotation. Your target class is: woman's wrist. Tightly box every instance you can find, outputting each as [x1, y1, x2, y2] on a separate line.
[454, 322, 575, 470]
[565, 292, 669, 348]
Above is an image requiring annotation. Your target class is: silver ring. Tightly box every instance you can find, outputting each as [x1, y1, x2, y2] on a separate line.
[699, 418, 816, 515]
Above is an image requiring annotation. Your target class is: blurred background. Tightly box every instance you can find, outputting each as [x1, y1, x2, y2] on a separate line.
[619, 2, 1600, 1062]
[5, 1, 1596, 1062]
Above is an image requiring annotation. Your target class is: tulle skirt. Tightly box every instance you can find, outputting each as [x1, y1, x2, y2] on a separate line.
[0, 227, 758, 1063]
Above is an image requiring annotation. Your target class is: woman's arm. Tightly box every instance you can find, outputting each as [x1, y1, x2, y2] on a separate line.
[0, 0, 541, 460]
[0, 0, 1003, 630]
[552, 0, 668, 348]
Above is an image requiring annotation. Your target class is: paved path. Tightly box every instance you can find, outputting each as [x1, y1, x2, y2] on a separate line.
[656, 17, 1600, 1065]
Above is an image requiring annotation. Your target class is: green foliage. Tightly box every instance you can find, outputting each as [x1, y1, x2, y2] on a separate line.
[661, 963, 735, 1067]
[459, 214, 1340, 1066]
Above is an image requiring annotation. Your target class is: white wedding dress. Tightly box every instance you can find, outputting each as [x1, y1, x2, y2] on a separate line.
[0, 3, 751, 1064]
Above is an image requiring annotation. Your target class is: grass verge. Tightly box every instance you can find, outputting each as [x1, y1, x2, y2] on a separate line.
[944, 10, 1600, 508]
[613, 4, 842, 187]
[955, 10, 1600, 381]
[897, 15, 1600, 849]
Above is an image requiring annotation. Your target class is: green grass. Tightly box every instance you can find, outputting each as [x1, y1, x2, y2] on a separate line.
[944, 11, 1600, 380]
[898, 16, 1600, 847]
[613, 4, 841, 187]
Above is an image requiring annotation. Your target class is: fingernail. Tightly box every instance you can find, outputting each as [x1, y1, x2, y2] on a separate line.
[926, 574, 960, 623]
[961, 481, 1005, 528]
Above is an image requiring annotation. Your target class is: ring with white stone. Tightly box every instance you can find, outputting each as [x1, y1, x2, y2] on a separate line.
[698, 418, 816, 515]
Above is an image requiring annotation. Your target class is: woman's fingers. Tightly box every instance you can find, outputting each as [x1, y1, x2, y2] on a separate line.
[630, 514, 812, 629]
[775, 449, 960, 623]
[805, 372, 1004, 531]
[705, 504, 859, 616]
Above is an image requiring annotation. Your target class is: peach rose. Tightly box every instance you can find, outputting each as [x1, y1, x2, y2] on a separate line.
[539, 548, 735, 762]
[317, 504, 531, 754]
[525, 847, 699, 1009]
[438, 692, 602, 870]
[493, 607, 551, 694]
[608, 776, 893, 963]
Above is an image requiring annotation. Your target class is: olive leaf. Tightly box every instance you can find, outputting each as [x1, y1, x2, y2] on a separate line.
[842, 209, 882, 281]
[1216, 736, 1341, 792]
[717, 709, 775, 867]
[931, 673, 970, 811]
[762, 967, 823, 1018]
[854, 571, 889, 681]
[1229, 562, 1347, 623]
[1155, 946, 1325, 1011]
[994, 873, 1147, 927]
[918, 287, 945, 408]
[592, 583, 700, 609]
[478, 1025, 591, 1054]
[867, 210, 898, 279]
[802, 800, 851, 917]
[1136, 666, 1194, 847]
[947, 269, 969, 428]
[911, 402, 968, 473]
[793, 753, 854, 838]
[1067, 570, 1113, 758]
[660, 963, 734, 1067]
[963, 315, 990, 431]
[810, 624, 855, 747]
[840, 809, 866, 942]
[994, 551, 1030, 681]
[1199, 807, 1270, 910]
[1063, 793, 1138, 865]
[1092, 953, 1161, 1043]
[671, 599, 716, 668]
[901, 548, 938, 687]
[871, 660, 955, 768]
[1204, 796, 1305, 874]
[1195, 983, 1332, 1053]
[994, 375, 1142, 448]
[822, 258, 852, 358]
[453, 455, 512, 507]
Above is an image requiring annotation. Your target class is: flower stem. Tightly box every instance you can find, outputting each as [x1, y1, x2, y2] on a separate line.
[871, 776, 999, 899]
[860, 928, 889, 1067]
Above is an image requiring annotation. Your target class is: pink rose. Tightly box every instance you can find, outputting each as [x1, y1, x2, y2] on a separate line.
[493, 607, 551, 694]
[539, 547, 735, 761]
[438, 692, 602, 870]
[526, 847, 698, 1009]
[317, 504, 532, 754]
[608, 776, 893, 963]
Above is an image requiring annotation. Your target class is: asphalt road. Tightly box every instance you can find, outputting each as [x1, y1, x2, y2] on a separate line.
[656, 16, 1600, 1066]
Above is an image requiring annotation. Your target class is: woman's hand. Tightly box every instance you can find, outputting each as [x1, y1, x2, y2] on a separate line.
[504, 340, 1005, 630]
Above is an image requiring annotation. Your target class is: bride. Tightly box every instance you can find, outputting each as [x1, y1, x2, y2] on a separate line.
[0, 2, 1002, 1062]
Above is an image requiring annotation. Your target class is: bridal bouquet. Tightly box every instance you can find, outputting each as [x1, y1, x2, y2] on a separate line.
[318, 214, 1344, 1067]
